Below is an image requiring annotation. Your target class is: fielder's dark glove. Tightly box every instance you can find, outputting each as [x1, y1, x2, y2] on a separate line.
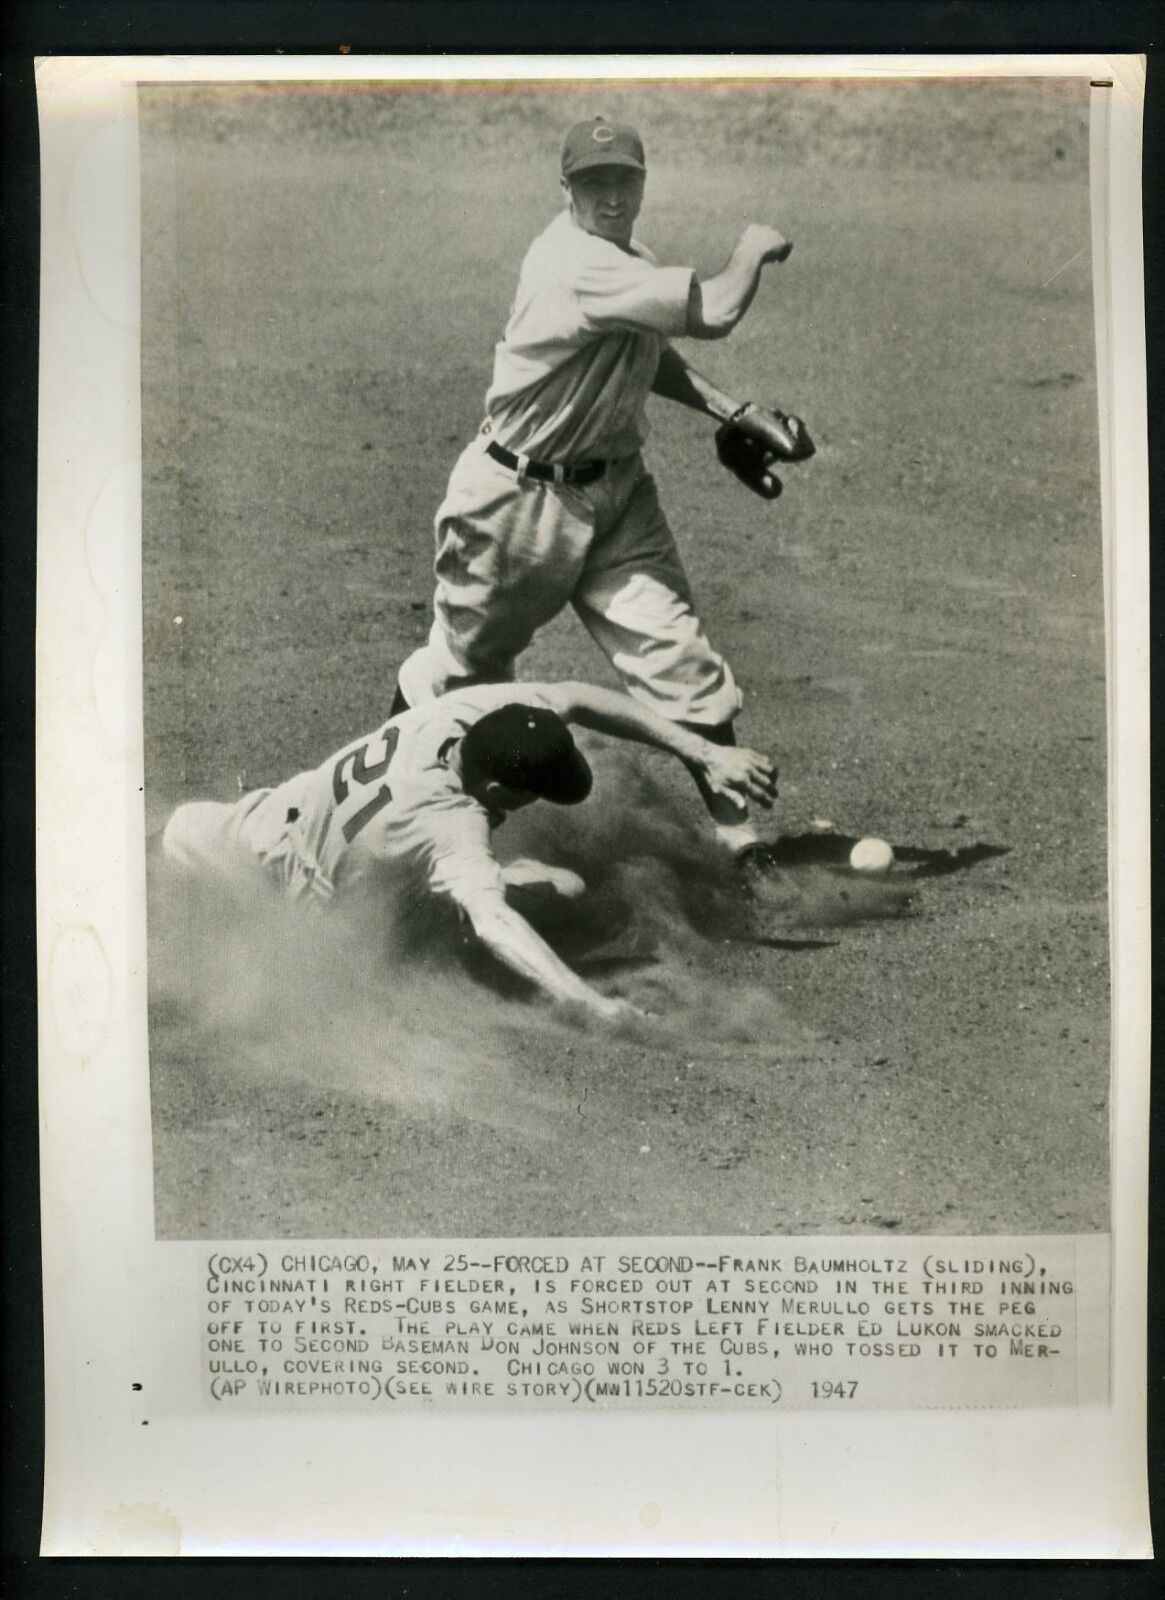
[715, 403, 815, 500]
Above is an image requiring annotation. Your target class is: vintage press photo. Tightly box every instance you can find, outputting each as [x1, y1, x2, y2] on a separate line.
[36, 57, 1150, 1554]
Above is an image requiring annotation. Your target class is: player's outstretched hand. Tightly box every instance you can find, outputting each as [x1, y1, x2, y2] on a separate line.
[592, 995, 654, 1027]
[702, 744, 779, 809]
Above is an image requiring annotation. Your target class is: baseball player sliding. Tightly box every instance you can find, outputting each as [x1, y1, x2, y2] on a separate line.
[163, 681, 778, 1024]
[394, 115, 812, 859]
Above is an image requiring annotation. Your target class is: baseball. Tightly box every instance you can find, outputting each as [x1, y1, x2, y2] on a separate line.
[850, 836, 894, 873]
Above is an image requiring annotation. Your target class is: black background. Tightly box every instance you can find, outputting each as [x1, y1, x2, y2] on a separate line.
[2, 2, 1160, 1594]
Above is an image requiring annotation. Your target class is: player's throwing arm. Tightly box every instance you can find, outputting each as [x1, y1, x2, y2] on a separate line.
[656, 224, 817, 500]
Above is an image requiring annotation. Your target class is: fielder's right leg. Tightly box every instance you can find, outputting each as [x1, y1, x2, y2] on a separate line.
[395, 436, 592, 709]
[570, 458, 757, 855]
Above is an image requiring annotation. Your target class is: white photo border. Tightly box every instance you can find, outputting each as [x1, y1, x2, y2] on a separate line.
[34, 53, 1151, 1557]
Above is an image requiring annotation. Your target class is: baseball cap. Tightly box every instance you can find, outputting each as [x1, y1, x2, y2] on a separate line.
[461, 703, 594, 806]
[561, 116, 646, 178]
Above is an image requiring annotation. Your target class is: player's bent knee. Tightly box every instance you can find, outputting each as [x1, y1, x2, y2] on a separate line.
[161, 805, 198, 869]
[161, 800, 242, 887]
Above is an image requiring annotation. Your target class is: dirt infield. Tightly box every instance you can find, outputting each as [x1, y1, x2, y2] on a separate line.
[141, 80, 1107, 1239]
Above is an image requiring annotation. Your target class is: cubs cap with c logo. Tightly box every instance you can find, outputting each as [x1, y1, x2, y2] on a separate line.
[561, 116, 647, 178]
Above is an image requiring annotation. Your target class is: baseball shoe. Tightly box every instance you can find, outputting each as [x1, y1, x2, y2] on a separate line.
[732, 841, 804, 929]
[713, 819, 761, 856]
[733, 840, 783, 872]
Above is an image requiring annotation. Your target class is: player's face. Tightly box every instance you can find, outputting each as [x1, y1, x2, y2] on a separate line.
[564, 167, 645, 246]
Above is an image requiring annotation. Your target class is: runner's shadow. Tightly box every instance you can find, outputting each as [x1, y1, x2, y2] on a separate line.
[746, 935, 841, 951]
[544, 899, 660, 974]
[459, 883, 662, 998]
[573, 950, 661, 974]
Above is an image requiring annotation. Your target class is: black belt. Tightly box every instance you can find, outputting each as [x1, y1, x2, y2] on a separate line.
[486, 439, 606, 486]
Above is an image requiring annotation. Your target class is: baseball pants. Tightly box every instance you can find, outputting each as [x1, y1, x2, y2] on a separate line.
[162, 791, 286, 903]
[397, 437, 742, 729]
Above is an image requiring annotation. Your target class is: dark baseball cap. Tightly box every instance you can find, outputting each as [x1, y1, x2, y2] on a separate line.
[561, 116, 646, 178]
[461, 703, 593, 806]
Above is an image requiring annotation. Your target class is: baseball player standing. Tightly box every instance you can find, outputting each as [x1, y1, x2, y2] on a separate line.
[163, 680, 778, 1024]
[394, 115, 812, 859]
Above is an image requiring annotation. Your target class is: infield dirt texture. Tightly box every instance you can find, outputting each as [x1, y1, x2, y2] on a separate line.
[141, 79, 1108, 1239]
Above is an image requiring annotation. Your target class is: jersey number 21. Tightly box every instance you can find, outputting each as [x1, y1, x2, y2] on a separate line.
[332, 727, 399, 843]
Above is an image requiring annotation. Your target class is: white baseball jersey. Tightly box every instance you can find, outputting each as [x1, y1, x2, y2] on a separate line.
[485, 209, 694, 462]
[397, 203, 742, 733]
[247, 684, 560, 908]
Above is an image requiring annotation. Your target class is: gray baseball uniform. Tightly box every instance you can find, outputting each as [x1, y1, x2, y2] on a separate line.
[396, 206, 742, 731]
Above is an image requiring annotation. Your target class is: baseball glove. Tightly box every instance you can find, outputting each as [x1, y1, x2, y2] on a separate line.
[715, 403, 815, 500]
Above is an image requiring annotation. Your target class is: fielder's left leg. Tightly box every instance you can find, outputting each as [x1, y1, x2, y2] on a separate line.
[570, 458, 758, 854]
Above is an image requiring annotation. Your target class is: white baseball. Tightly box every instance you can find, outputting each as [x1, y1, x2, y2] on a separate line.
[850, 836, 894, 873]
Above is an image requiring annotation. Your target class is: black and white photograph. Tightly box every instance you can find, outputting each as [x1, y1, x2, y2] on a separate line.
[142, 73, 1111, 1242]
[32, 54, 1152, 1555]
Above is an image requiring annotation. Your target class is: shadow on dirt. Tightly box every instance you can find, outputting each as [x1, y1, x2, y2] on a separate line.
[743, 935, 841, 952]
[890, 841, 1011, 878]
[489, 820, 1013, 975]
[745, 832, 1010, 879]
[731, 831, 1012, 935]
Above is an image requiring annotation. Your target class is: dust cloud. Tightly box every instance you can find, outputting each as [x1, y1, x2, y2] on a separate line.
[148, 747, 908, 1116]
